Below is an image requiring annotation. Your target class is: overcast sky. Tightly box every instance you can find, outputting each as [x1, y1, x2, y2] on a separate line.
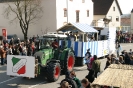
[118, 0, 132, 14]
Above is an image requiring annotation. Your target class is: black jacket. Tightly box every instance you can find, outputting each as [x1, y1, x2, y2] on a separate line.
[85, 69, 95, 83]
[86, 84, 91, 88]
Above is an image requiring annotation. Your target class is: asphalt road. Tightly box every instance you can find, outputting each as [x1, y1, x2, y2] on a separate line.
[0, 43, 132, 88]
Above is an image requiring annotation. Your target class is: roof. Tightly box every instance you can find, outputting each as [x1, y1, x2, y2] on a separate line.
[92, 64, 133, 88]
[121, 14, 131, 18]
[42, 34, 67, 38]
[93, 0, 122, 15]
[121, 18, 131, 26]
[57, 23, 98, 33]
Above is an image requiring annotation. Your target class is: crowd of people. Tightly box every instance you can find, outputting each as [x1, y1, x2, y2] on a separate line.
[66, 32, 96, 42]
[59, 49, 101, 88]
[0, 32, 133, 88]
[0, 36, 37, 65]
[59, 47, 133, 88]
[105, 49, 133, 68]
[116, 31, 133, 43]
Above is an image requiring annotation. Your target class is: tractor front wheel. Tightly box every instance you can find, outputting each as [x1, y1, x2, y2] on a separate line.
[63, 53, 75, 73]
[47, 63, 61, 82]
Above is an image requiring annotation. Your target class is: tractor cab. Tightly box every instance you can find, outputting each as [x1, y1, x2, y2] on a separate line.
[36, 34, 68, 50]
[34, 34, 69, 63]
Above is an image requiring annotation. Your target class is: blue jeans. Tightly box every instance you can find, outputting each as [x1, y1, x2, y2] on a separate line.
[23, 53, 27, 56]
[1, 58, 5, 65]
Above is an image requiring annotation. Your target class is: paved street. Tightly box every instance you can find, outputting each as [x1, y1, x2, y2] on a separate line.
[0, 43, 132, 88]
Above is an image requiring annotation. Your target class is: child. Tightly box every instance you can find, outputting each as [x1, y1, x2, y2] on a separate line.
[129, 49, 133, 55]
[84, 49, 91, 68]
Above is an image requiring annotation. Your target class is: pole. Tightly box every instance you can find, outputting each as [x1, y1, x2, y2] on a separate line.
[66, 0, 68, 23]
[97, 32, 98, 41]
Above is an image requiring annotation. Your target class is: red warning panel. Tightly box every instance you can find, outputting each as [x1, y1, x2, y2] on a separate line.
[2, 29, 7, 40]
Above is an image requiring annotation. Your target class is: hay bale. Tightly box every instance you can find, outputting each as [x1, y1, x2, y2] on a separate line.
[92, 64, 133, 88]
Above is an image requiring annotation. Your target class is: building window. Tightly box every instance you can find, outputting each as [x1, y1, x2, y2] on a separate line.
[116, 16, 119, 21]
[87, 10, 89, 17]
[108, 16, 112, 22]
[82, 0, 85, 3]
[113, 7, 115, 11]
[76, 10, 80, 22]
[64, 8, 67, 17]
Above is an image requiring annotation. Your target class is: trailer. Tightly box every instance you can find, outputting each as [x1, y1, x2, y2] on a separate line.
[57, 23, 116, 66]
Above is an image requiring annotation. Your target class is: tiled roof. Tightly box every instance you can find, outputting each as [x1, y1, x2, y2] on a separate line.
[93, 0, 122, 15]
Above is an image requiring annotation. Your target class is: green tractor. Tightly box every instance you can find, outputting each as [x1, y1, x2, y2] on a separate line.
[34, 34, 75, 82]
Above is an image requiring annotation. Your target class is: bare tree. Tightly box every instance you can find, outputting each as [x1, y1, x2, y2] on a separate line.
[4, 0, 43, 41]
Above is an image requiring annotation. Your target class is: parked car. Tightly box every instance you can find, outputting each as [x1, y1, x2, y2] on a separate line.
[7, 34, 18, 43]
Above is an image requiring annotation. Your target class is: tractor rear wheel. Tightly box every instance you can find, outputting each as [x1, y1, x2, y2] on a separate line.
[47, 63, 61, 82]
[63, 52, 75, 73]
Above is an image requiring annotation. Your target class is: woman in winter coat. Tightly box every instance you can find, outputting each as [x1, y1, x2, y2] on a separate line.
[88, 56, 94, 70]
[92, 55, 101, 78]
[85, 69, 95, 83]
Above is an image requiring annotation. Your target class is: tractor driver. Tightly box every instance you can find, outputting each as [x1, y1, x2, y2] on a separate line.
[52, 39, 59, 49]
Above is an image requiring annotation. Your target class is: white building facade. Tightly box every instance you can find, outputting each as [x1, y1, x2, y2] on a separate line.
[106, 0, 121, 28]
[0, 0, 94, 39]
[93, 0, 122, 28]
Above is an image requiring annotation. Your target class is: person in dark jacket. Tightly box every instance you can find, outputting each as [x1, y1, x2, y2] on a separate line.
[16, 38, 21, 44]
[9, 38, 14, 45]
[85, 49, 91, 59]
[81, 78, 92, 88]
[111, 54, 116, 64]
[124, 52, 130, 65]
[85, 69, 95, 83]
[18, 44, 23, 55]
[60, 71, 77, 88]
[70, 71, 81, 88]
[130, 56, 133, 65]
[92, 55, 101, 78]
[27, 44, 33, 56]
[104, 56, 111, 70]
[129, 49, 133, 55]
[14, 45, 20, 55]
[120, 50, 125, 62]
[12, 45, 15, 55]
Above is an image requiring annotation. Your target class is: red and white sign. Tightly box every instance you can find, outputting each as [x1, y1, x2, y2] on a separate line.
[7, 55, 35, 78]
[2, 29, 7, 40]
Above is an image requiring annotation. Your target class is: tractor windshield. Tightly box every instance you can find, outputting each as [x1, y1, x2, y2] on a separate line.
[39, 38, 52, 49]
[36, 35, 68, 50]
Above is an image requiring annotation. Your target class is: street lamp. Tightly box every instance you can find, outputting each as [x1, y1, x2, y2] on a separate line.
[66, 0, 68, 23]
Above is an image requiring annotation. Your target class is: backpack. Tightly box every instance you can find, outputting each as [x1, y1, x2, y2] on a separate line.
[61, 78, 78, 88]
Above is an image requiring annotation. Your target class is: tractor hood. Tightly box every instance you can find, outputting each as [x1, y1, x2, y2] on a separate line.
[34, 49, 50, 57]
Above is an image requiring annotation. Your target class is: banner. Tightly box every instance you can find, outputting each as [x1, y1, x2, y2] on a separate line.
[2, 29, 7, 40]
[7, 55, 35, 78]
